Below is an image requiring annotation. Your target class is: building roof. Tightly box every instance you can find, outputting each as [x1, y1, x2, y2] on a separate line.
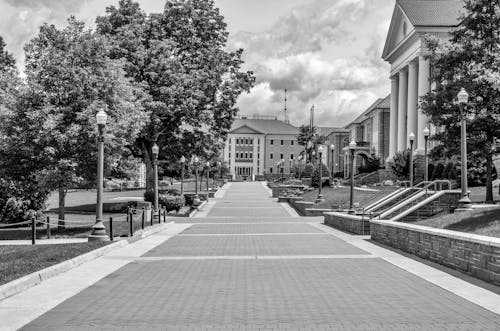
[346, 94, 391, 128]
[318, 127, 349, 137]
[229, 118, 299, 135]
[398, 0, 464, 27]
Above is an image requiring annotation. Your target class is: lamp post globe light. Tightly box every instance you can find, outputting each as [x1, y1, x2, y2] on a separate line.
[330, 144, 335, 182]
[457, 88, 472, 211]
[180, 156, 186, 195]
[280, 158, 285, 181]
[316, 145, 324, 203]
[152, 143, 160, 218]
[193, 156, 200, 205]
[409, 132, 415, 187]
[89, 109, 109, 241]
[423, 127, 430, 182]
[348, 140, 356, 214]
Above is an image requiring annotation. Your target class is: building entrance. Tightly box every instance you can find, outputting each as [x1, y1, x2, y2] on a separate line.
[236, 167, 253, 181]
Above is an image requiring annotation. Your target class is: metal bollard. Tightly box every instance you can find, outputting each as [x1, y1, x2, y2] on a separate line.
[109, 217, 114, 241]
[163, 208, 166, 223]
[46, 216, 51, 239]
[141, 207, 145, 230]
[31, 217, 36, 245]
[129, 209, 133, 237]
[150, 208, 153, 226]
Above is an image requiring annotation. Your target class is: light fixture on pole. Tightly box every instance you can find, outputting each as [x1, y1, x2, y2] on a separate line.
[280, 158, 284, 181]
[409, 132, 415, 186]
[457, 88, 472, 211]
[348, 140, 356, 214]
[330, 144, 335, 181]
[193, 156, 200, 205]
[276, 161, 280, 180]
[152, 143, 159, 218]
[206, 161, 210, 191]
[289, 159, 293, 176]
[297, 155, 303, 179]
[316, 145, 324, 203]
[423, 127, 430, 182]
[89, 109, 109, 241]
[180, 156, 186, 195]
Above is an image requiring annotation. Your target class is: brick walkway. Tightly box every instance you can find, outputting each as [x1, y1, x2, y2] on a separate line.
[21, 182, 500, 330]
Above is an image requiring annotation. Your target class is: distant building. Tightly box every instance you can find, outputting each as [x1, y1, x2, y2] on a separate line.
[223, 116, 303, 180]
[319, 127, 350, 176]
[343, 95, 391, 177]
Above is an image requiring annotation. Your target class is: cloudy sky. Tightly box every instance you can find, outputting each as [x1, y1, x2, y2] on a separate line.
[0, 0, 395, 127]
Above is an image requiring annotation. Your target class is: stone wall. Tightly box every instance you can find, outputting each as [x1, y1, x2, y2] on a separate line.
[370, 220, 500, 286]
[324, 212, 370, 235]
[289, 200, 314, 216]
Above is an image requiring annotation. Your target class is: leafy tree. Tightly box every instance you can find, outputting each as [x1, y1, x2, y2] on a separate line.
[296, 125, 326, 162]
[359, 149, 381, 174]
[391, 149, 410, 180]
[96, 0, 255, 189]
[421, 0, 500, 202]
[311, 163, 330, 188]
[1, 18, 148, 223]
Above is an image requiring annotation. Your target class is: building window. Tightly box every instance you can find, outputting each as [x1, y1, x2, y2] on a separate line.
[280, 153, 283, 160]
[258, 153, 260, 159]
[236, 152, 239, 159]
[270, 168, 273, 173]
[229, 138, 232, 144]
[291, 140, 294, 146]
[290, 154, 294, 160]
[270, 153, 274, 159]
[250, 153, 253, 159]
[270, 139, 274, 145]
[281, 140, 284, 145]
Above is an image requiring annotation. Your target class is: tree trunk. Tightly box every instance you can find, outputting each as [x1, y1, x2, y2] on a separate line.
[140, 139, 154, 191]
[486, 151, 493, 203]
[58, 185, 66, 230]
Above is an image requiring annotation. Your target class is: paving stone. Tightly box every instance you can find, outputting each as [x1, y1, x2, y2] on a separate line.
[180, 223, 324, 235]
[22, 259, 500, 330]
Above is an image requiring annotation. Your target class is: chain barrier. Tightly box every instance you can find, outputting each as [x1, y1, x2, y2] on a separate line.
[0, 220, 32, 228]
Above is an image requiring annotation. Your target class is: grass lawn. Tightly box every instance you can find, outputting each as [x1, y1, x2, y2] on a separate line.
[0, 212, 155, 240]
[0, 242, 109, 286]
[302, 186, 399, 209]
[46, 190, 146, 210]
[414, 207, 500, 238]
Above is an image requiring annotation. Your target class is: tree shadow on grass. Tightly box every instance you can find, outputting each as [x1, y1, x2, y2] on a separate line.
[444, 209, 500, 236]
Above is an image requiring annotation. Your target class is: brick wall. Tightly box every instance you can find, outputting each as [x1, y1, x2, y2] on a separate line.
[324, 212, 370, 235]
[370, 220, 500, 286]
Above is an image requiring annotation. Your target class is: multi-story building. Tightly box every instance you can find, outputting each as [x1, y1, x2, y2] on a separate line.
[342, 95, 391, 177]
[319, 127, 350, 176]
[223, 116, 303, 180]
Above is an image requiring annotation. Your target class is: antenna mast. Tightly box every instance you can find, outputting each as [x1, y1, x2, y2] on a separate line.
[284, 89, 289, 124]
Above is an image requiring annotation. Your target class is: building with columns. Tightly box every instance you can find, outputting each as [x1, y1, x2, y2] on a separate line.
[382, 0, 464, 162]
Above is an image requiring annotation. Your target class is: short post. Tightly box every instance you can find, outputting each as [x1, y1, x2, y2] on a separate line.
[361, 210, 365, 236]
[141, 207, 145, 229]
[109, 217, 114, 241]
[46, 216, 51, 239]
[31, 217, 36, 245]
[129, 209, 133, 237]
[163, 209, 166, 223]
[150, 207, 154, 226]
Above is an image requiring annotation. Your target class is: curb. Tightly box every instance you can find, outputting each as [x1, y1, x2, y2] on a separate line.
[0, 239, 128, 302]
[134, 222, 173, 238]
[189, 200, 208, 217]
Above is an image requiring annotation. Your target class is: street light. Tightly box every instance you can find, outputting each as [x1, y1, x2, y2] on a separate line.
[276, 161, 280, 180]
[217, 161, 222, 184]
[316, 145, 324, 203]
[297, 155, 303, 179]
[180, 155, 186, 195]
[457, 88, 472, 210]
[289, 159, 293, 177]
[206, 161, 210, 191]
[193, 156, 200, 205]
[423, 127, 430, 182]
[348, 140, 356, 214]
[152, 143, 159, 217]
[409, 132, 415, 186]
[330, 144, 335, 181]
[280, 158, 284, 181]
[89, 109, 109, 241]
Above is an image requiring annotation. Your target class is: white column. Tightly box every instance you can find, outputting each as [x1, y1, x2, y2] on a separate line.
[397, 68, 408, 151]
[389, 75, 399, 160]
[417, 55, 431, 152]
[407, 60, 418, 151]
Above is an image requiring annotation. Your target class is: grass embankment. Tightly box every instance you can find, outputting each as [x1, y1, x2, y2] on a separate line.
[415, 207, 500, 238]
[302, 186, 399, 209]
[0, 242, 109, 286]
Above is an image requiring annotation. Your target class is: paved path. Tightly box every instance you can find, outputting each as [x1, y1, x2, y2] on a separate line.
[15, 182, 500, 330]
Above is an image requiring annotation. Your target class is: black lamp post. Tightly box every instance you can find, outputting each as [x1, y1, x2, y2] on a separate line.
[423, 127, 430, 182]
[280, 158, 284, 181]
[89, 109, 109, 241]
[457, 88, 472, 211]
[289, 159, 293, 177]
[152, 143, 159, 216]
[409, 132, 415, 186]
[193, 156, 200, 205]
[298, 155, 303, 179]
[206, 161, 210, 191]
[330, 144, 335, 180]
[316, 145, 324, 203]
[180, 155, 186, 195]
[348, 140, 356, 214]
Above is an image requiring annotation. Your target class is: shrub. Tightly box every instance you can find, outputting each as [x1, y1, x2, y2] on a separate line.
[427, 164, 435, 181]
[442, 162, 454, 179]
[302, 163, 315, 178]
[391, 149, 410, 179]
[143, 189, 155, 203]
[184, 194, 195, 206]
[431, 163, 445, 180]
[358, 152, 381, 174]
[159, 194, 185, 212]
[159, 188, 181, 196]
[333, 171, 344, 178]
[0, 178, 49, 224]
[311, 163, 330, 188]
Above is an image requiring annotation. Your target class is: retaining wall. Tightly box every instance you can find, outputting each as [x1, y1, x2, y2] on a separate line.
[370, 220, 500, 286]
[324, 212, 370, 235]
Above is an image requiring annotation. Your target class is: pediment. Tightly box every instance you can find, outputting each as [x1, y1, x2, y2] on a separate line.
[382, 4, 415, 60]
[230, 124, 264, 134]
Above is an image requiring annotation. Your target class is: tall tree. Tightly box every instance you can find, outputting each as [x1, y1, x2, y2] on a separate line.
[96, 0, 254, 189]
[421, 0, 500, 202]
[1, 18, 148, 222]
[297, 124, 326, 162]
